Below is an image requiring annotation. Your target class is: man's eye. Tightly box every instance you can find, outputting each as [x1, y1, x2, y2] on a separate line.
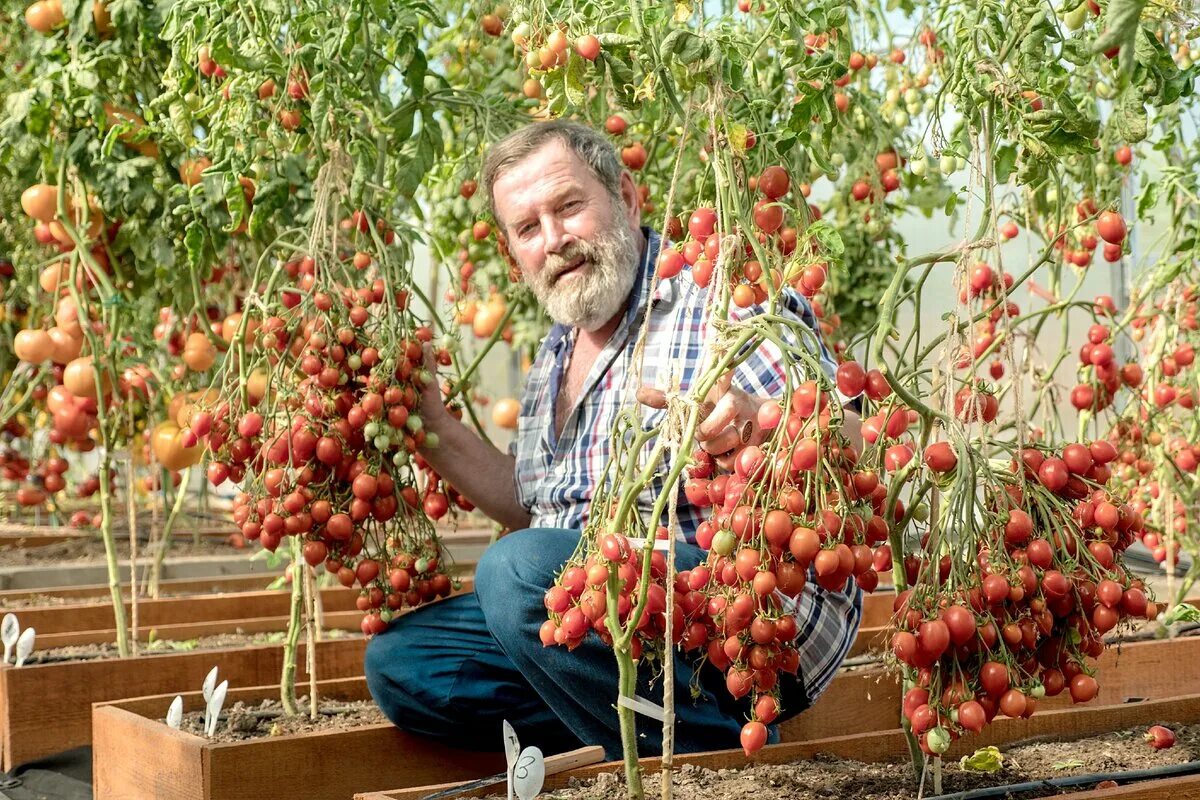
[561, 200, 581, 212]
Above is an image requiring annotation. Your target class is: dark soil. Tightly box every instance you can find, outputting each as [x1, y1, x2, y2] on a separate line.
[514, 723, 1200, 800]
[23, 627, 358, 664]
[179, 696, 388, 742]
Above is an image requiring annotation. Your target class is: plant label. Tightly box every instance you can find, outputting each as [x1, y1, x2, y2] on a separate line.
[512, 746, 544, 800]
[204, 680, 228, 737]
[502, 719, 520, 800]
[166, 696, 183, 730]
[202, 666, 219, 703]
[1, 613, 18, 664]
[14, 627, 34, 668]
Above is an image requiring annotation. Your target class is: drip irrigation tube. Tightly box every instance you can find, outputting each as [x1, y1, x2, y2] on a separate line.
[924, 759, 1200, 799]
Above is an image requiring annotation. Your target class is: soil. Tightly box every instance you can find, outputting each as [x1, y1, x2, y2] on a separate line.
[23, 627, 358, 664]
[178, 696, 388, 742]
[511, 723, 1200, 800]
[0, 532, 239, 566]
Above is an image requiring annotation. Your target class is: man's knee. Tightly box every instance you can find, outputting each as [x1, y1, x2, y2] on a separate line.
[475, 527, 577, 597]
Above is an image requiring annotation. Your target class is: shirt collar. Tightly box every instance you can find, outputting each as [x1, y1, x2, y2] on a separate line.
[545, 225, 672, 353]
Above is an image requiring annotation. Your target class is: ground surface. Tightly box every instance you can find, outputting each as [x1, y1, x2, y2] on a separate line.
[179, 697, 388, 743]
[500, 723, 1200, 800]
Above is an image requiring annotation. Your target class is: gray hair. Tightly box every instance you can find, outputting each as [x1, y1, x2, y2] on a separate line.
[480, 120, 624, 232]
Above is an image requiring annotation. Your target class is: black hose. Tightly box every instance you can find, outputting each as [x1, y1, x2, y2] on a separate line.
[923, 758, 1200, 800]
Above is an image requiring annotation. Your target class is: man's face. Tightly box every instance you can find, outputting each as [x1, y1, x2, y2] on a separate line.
[493, 139, 642, 332]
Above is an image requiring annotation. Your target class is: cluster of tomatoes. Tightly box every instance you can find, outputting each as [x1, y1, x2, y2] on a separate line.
[1070, 320, 1144, 414]
[890, 439, 1151, 755]
[178, 232, 465, 634]
[655, 165, 829, 310]
[543, 365, 891, 756]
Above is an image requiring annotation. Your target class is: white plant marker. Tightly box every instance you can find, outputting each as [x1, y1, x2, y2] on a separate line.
[502, 720, 521, 800]
[13, 627, 34, 668]
[202, 666, 219, 703]
[512, 746, 544, 800]
[1, 614, 18, 664]
[204, 680, 228, 737]
[166, 696, 183, 730]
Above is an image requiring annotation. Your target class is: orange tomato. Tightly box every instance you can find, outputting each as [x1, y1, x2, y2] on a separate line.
[14, 329, 54, 363]
[151, 421, 204, 471]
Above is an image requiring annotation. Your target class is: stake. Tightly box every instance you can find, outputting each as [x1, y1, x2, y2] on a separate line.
[304, 560, 319, 720]
[150, 467, 190, 599]
[126, 455, 139, 657]
[280, 536, 305, 715]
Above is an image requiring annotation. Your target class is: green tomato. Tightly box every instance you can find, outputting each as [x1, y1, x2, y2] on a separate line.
[955, 156, 967, 171]
[415, 557, 430, 573]
[831, 152, 846, 167]
[892, 110, 910, 128]
[1096, 81, 1115, 100]
[405, 414, 423, 433]
[1030, 682, 1046, 699]
[906, 101, 922, 116]
[886, 87, 901, 104]
[392, 451, 407, 468]
[423, 431, 440, 449]
[364, 422, 379, 438]
[1096, 163, 1110, 178]
[866, 219, 885, 237]
[711, 529, 736, 556]
[912, 503, 930, 522]
[940, 154, 957, 174]
[1063, 3, 1087, 30]
[911, 159, 928, 177]
[347, 354, 362, 371]
[926, 726, 951, 754]
[904, 87, 920, 104]
[373, 434, 391, 450]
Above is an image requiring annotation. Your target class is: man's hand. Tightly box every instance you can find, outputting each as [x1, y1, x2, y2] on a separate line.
[638, 371, 767, 470]
[638, 374, 865, 470]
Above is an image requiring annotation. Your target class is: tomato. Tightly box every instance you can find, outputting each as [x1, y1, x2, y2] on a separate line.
[923, 441, 957, 473]
[980, 661, 1010, 696]
[688, 207, 717, 241]
[1145, 725, 1176, 750]
[1037, 457, 1069, 492]
[740, 720, 768, 755]
[1068, 673, 1099, 703]
[605, 115, 627, 135]
[998, 688, 1026, 718]
[941, 605, 975, 645]
[1095, 210, 1127, 244]
[151, 421, 204, 471]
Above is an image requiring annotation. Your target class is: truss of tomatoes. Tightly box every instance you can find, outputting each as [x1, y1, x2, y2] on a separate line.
[542, 374, 893, 756]
[889, 440, 1153, 756]
[188, 259, 469, 634]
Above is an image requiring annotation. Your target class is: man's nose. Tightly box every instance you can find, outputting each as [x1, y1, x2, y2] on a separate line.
[541, 215, 576, 255]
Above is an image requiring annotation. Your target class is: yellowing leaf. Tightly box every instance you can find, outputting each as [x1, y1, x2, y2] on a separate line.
[634, 71, 656, 101]
[674, 1, 692, 22]
[960, 746, 1004, 773]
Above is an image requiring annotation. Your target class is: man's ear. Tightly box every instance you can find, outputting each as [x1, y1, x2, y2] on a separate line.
[618, 170, 641, 231]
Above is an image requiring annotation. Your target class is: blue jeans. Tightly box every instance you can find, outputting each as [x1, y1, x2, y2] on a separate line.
[364, 528, 809, 761]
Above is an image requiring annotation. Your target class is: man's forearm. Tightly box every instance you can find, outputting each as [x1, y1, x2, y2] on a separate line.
[418, 413, 533, 531]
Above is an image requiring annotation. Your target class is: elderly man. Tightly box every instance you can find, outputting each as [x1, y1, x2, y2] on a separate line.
[365, 120, 862, 760]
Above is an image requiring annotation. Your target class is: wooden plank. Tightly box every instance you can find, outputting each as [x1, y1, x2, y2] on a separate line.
[0, 637, 366, 770]
[1055, 774, 1200, 799]
[35, 610, 368, 649]
[351, 747, 606, 800]
[32, 577, 473, 648]
[374, 692, 1200, 800]
[93, 704, 206, 800]
[8, 587, 362, 634]
[781, 635, 1200, 742]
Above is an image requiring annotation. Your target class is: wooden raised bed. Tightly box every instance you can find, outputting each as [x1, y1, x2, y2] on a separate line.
[781, 635, 1200, 742]
[2, 638, 366, 771]
[360, 691, 1200, 800]
[92, 678, 607, 800]
[1, 577, 473, 769]
[90, 637, 1200, 800]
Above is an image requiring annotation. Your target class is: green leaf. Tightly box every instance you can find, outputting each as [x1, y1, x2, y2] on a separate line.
[1111, 90, 1148, 143]
[2, 89, 37, 133]
[564, 52, 586, 106]
[1052, 759, 1086, 770]
[1137, 181, 1158, 218]
[960, 746, 1004, 773]
[994, 145, 1017, 183]
[184, 221, 205, 272]
[944, 189, 960, 217]
[1163, 603, 1200, 625]
[1093, 0, 1147, 79]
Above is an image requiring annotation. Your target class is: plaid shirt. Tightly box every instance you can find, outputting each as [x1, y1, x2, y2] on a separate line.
[509, 226, 861, 706]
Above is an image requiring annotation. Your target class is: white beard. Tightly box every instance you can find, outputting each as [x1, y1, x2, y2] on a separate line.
[525, 214, 640, 332]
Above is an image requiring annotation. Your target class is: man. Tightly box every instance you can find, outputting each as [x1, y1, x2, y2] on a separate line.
[365, 120, 862, 760]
